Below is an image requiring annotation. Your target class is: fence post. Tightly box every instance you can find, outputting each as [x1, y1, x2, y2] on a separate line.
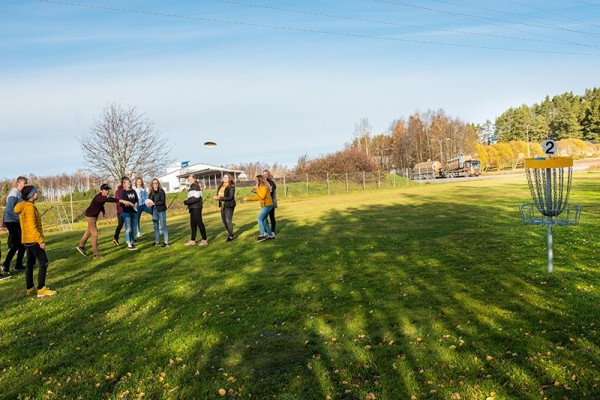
[346, 172, 349, 192]
[362, 171, 366, 191]
[70, 184, 74, 224]
[327, 173, 330, 195]
[378, 171, 381, 188]
[306, 173, 309, 194]
[393, 173, 396, 187]
[283, 174, 287, 198]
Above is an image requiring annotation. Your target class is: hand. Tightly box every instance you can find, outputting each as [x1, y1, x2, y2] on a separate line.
[251, 188, 256, 193]
[212, 195, 219, 200]
[40, 243, 46, 250]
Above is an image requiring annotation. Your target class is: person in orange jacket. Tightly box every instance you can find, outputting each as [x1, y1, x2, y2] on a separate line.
[244, 175, 274, 242]
[14, 185, 56, 297]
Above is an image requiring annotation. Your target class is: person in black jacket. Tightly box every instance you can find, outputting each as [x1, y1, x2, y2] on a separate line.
[212, 173, 236, 241]
[149, 179, 169, 247]
[183, 175, 208, 246]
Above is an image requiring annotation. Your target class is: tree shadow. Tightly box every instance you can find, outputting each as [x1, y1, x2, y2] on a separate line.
[0, 190, 599, 399]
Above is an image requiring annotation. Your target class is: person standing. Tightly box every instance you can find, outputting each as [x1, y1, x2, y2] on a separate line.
[183, 174, 208, 246]
[263, 169, 277, 235]
[133, 178, 152, 238]
[120, 177, 139, 250]
[112, 177, 126, 246]
[2, 176, 28, 276]
[244, 175, 274, 242]
[76, 184, 134, 258]
[212, 173, 236, 241]
[14, 185, 56, 297]
[148, 178, 169, 247]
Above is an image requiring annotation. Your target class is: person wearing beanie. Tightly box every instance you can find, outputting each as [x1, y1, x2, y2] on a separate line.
[13, 185, 56, 297]
[76, 184, 134, 258]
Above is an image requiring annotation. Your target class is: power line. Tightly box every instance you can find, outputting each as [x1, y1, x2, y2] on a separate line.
[429, 0, 596, 27]
[503, 0, 600, 30]
[217, 0, 600, 49]
[572, 0, 600, 6]
[38, 0, 600, 56]
[375, 0, 600, 38]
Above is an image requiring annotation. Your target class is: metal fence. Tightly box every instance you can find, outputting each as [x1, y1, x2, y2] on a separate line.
[0, 171, 412, 232]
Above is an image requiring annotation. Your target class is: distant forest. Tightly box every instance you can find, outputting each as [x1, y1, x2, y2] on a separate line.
[334, 87, 600, 173]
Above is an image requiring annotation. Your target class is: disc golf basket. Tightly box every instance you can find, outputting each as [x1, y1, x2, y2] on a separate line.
[519, 156, 580, 272]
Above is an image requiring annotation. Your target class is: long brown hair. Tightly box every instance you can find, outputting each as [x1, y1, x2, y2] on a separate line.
[149, 178, 162, 196]
[221, 173, 235, 187]
[255, 175, 268, 187]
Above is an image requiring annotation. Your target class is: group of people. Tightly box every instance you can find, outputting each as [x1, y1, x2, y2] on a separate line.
[1, 169, 279, 298]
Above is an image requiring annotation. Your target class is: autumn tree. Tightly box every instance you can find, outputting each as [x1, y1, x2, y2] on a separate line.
[79, 102, 172, 183]
[292, 148, 377, 175]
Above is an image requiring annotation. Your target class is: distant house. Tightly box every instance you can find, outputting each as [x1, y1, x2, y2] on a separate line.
[158, 163, 245, 193]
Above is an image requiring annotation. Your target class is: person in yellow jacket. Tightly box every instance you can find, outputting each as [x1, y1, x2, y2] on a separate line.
[14, 185, 56, 297]
[244, 175, 274, 242]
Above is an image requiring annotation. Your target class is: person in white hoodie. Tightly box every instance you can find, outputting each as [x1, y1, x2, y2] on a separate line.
[183, 175, 208, 246]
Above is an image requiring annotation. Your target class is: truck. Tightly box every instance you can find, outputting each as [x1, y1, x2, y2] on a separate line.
[412, 155, 481, 180]
[444, 155, 481, 178]
[412, 160, 445, 180]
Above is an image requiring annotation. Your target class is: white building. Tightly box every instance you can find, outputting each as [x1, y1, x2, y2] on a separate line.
[158, 162, 246, 193]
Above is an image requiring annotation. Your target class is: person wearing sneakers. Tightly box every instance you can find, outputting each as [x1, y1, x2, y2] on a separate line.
[244, 175, 274, 242]
[183, 174, 208, 246]
[133, 178, 152, 239]
[2, 176, 28, 277]
[112, 177, 127, 246]
[14, 185, 56, 297]
[212, 173, 236, 241]
[263, 169, 278, 236]
[120, 177, 139, 250]
[76, 184, 134, 258]
[148, 178, 169, 247]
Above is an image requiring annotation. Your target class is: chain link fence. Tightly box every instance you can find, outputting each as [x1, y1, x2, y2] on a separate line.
[0, 171, 411, 233]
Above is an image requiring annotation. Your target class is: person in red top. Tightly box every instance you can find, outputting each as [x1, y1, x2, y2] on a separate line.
[76, 184, 134, 258]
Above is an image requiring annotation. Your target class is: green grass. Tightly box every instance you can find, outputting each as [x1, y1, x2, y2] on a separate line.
[1, 174, 599, 399]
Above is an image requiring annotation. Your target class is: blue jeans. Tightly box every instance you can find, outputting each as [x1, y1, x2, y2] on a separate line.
[135, 204, 153, 236]
[122, 212, 139, 245]
[257, 206, 273, 236]
[152, 209, 169, 244]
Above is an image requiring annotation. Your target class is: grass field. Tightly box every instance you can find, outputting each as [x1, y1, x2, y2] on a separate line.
[0, 173, 599, 399]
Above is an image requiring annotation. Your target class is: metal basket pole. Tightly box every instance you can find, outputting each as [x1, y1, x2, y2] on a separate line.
[522, 157, 576, 273]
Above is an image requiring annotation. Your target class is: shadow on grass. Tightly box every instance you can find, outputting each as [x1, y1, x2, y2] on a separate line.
[0, 192, 599, 399]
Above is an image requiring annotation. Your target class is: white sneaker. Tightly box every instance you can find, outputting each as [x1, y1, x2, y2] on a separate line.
[137, 232, 142, 238]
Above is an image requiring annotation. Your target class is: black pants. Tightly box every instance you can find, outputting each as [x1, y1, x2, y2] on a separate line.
[268, 207, 276, 233]
[189, 208, 207, 241]
[24, 243, 48, 290]
[3, 221, 25, 270]
[220, 207, 235, 236]
[113, 213, 124, 241]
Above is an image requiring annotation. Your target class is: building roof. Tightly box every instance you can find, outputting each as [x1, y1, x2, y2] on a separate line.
[175, 163, 245, 180]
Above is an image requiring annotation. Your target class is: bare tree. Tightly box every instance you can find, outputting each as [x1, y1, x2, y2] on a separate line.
[352, 118, 372, 155]
[79, 102, 172, 183]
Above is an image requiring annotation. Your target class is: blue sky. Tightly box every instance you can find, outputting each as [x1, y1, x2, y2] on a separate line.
[1, 0, 600, 179]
